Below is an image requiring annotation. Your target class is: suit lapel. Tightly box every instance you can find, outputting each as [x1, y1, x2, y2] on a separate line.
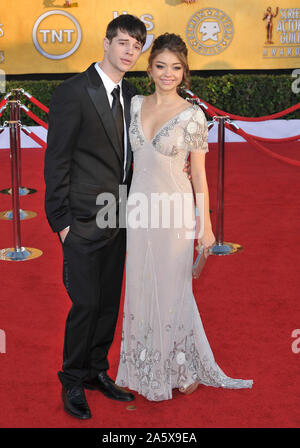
[85, 64, 123, 164]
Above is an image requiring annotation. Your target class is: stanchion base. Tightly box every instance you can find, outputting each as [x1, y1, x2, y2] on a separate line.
[210, 241, 243, 256]
[0, 247, 43, 261]
[0, 187, 37, 196]
[0, 209, 37, 220]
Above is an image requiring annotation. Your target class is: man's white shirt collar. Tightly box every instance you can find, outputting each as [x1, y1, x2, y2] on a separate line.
[94, 62, 122, 95]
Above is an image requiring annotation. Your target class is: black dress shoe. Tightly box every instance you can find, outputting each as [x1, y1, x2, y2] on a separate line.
[84, 371, 135, 402]
[62, 385, 91, 419]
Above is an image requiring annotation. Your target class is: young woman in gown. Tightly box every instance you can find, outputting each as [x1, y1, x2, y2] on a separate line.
[115, 33, 253, 401]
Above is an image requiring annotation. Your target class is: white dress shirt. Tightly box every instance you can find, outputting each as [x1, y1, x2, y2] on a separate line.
[94, 62, 128, 182]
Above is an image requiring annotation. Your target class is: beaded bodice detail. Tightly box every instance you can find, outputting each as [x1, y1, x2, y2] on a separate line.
[129, 95, 209, 157]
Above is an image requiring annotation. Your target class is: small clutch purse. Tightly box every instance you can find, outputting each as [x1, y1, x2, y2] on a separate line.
[192, 245, 208, 279]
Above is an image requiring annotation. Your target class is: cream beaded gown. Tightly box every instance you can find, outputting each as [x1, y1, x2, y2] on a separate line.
[115, 95, 253, 401]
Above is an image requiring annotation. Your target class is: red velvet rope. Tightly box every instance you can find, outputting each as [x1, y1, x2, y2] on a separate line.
[187, 93, 300, 122]
[0, 97, 7, 109]
[186, 91, 300, 167]
[195, 99, 300, 143]
[21, 127, 47, 149]
[206, 101, 300, 121]
[24, 94, 49, 114]
[22, 108, 48, 130]
[226, 123, 300, 167]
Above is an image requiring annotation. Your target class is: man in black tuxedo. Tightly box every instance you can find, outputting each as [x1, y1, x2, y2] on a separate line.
[44, 15, 147, 419]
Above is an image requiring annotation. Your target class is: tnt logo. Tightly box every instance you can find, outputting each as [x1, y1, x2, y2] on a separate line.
[0, 329, 6, 354]
[32, 10, 82, 60]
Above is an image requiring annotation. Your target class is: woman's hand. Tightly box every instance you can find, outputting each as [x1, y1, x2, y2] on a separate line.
[183, 161, 191, 180]
[198, 228, 215, 258]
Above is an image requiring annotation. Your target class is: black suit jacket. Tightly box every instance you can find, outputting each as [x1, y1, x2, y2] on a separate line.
[44, 63, 137, 243]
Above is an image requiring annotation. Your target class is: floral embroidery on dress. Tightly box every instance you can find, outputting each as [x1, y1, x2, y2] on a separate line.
[129, 96, 145, 149]
[152, 116, 181, 152]
[179, 105, 209, 153]
[119, 318, 252, 401]
[129, 95, 209, 156]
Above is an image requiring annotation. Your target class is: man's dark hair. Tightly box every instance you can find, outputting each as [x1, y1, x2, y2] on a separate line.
[106, 14, 147, 46]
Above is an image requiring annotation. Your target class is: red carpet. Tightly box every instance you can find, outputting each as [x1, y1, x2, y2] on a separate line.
[0, 142, 300, 428]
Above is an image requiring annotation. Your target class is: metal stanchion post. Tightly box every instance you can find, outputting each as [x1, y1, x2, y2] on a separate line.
[216, 116, 225, 245]
[14, 90, 22, 188]
[210, 116, 243, 256]
[0, 121, 42, 261]
[0, 90, 37, 196]
[0, 97, 37, 220]
[10, 121, 21, 251]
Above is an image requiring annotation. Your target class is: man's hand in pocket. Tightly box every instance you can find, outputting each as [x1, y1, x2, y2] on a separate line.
[59, 226, 70, 243]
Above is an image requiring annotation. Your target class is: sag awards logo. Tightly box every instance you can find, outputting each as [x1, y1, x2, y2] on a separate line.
[186, 8, 233, 56]
[32, 10, 82, 60]
[263, 7, 300, 58]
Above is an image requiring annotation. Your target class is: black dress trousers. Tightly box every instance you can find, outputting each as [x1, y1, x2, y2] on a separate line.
[58, 228, 126, 389]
